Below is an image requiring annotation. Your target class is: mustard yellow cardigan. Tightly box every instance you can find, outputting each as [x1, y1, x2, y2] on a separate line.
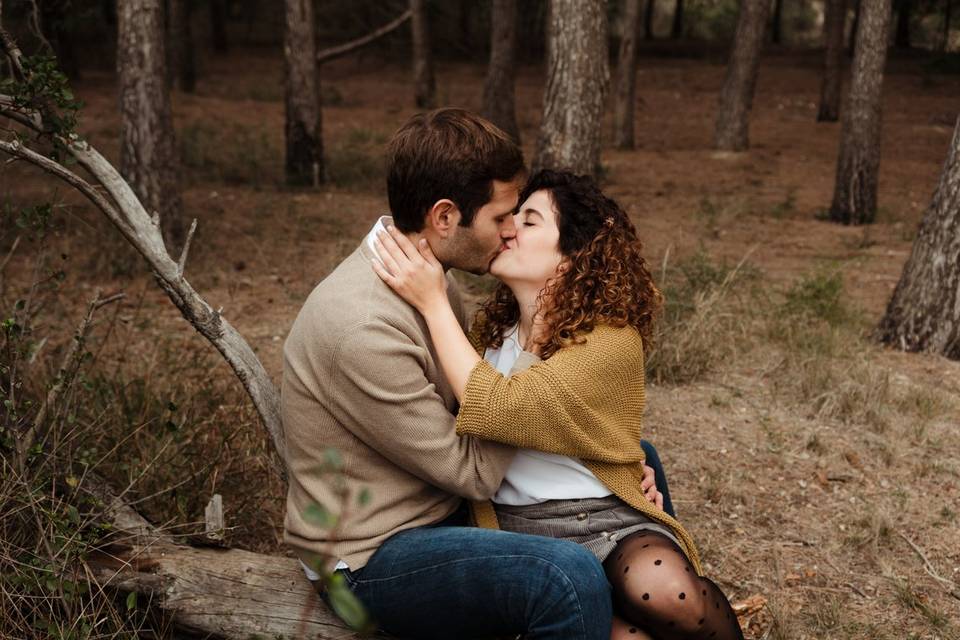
[457, 321, 704, 576]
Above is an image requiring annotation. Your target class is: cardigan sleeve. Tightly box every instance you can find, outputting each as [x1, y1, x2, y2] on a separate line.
[455, 324, 647, 464]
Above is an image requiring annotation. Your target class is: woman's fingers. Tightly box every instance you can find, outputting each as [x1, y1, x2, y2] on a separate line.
[374, 236, 402, 275]
[371, 256, 395, 285]
[417, 238, 441, 267]
[387, 225, 424, 262]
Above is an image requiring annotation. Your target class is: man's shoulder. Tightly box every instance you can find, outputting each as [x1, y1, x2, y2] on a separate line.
[286, 246, 421, 353]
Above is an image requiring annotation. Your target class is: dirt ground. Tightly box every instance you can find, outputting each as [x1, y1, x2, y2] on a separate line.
[3, 48, 959, 638]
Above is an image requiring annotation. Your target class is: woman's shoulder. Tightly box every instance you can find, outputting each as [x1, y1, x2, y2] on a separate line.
[552, 323, 645, 366]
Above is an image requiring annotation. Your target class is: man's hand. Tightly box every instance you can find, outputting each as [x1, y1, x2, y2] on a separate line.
[640, 463, 664, 511]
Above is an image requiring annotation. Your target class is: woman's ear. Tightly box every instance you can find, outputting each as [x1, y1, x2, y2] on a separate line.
[426, 200, 461, 238]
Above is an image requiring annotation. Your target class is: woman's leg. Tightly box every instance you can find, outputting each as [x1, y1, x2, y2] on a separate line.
[603, 530, 743, 640]
[610, 614, 655, 639]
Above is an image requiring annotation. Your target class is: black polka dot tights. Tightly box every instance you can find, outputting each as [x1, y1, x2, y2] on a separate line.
[603, 531, 744, 640]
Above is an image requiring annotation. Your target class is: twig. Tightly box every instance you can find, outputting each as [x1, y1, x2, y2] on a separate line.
[0, 233, 20, 275]
[897, 530, 960, 595]
[16, 290, 123, 467]
[177, 218, 197, 277]
[316, 8, 412, 64]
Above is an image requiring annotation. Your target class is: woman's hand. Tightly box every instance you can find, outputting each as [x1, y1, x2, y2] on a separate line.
[371, 225, 448, 315]
[640, 463, 664, 511]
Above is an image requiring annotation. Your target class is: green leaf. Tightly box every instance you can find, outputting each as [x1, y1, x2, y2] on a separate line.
[303, 503, 338, 529]
[357, 488, 371, 507]
[126, 591, 137, 611]
[326, 577, 371, 631]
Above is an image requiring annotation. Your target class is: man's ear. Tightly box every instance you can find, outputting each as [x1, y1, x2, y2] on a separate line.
[425, 199, 462, 238]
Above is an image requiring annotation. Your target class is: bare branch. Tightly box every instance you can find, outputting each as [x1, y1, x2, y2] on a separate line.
[17, 289, 123, 467]
[0, 93, 43, 131]
[177, 218, 197, 277]
[316, 8, 412, 64]
[0, 25, 26, 79]
[0, 137, 138, 240]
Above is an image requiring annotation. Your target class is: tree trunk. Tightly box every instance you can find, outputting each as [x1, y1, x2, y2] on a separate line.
[168, 0, 196, 93]
[942, 0, 952, 51]
[284, 0, 324, 187]
[672, 0, 684, 38]
[828, 0, 892, 225]
[817, 0, 846, 121]
[848, 0, 860, 55]
[83, 478, 380, 639]
[411, 0, 436, 109]
[118, 0, 183, 248]
[714, 0, 773, 152]
[614, 0, 642, 150]
[645, 0, 656, 39]
[210, 0, 228, 52]
[534, 0, 609, 175]
[877, 117, 960, 359]
[895, 0, 911, 47]
[482, 0, 520, 143]
[772, 0, 784, 43]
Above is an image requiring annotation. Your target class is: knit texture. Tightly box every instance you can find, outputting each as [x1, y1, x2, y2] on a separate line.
[460, 322, 704, 575]
[281, 244, 515, 570]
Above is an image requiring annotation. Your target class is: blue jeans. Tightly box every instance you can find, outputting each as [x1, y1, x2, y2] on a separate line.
[337, 503, 612, 639]
[335, 441, 672, 638]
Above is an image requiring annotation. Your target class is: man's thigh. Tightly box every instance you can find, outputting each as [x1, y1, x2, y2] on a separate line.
[345, 525, 611, 639]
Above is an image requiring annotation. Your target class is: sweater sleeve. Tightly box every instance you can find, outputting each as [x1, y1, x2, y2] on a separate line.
[328, 321, 516, 500]
[455, 325, 647, 463]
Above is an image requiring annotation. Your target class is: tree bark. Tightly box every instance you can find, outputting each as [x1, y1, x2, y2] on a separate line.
[771, 0, 784, 43]
[411, 0, 436, 109]
[671, 0, 684, 38]
[534, 0, 609, 175]
[83, 477, 380, 639]
[482, 0, 520, 143]
[943, 0, 952, 51]
[168, 0, 196, 93]
[848, 0, 861, 54]
[284, 0, 324, 187]
[118, 0, 184, 247]
[614, 0, 642, 150]
[714, 0, 773, 152]
[817, 0, 846, 121]
[210, 0, 228, 52]
[828, 0, 892, 225]
[877, 117, 960, 359]
[895, 0, 911, 47]
[645, 0, 656, 39]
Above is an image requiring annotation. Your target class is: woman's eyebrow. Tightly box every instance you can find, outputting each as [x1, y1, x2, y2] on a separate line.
[523, 208, 544, 220]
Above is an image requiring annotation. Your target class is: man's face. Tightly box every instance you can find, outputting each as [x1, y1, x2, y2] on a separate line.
[442, 178, 521, 275]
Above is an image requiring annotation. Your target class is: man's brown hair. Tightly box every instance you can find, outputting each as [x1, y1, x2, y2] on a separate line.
[386, 108, 525, 233]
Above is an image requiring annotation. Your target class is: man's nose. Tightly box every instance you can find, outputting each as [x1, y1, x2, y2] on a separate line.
[500, 215, 517, 239]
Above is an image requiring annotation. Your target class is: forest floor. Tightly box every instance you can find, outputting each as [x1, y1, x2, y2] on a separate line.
[2, 47, 959, 639]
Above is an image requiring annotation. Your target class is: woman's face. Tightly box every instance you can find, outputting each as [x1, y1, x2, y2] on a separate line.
[490, 189, 564, 288]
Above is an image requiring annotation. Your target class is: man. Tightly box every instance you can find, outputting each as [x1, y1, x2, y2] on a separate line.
[282, 109, 664, 639]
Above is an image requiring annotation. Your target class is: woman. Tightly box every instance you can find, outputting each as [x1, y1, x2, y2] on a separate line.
[372, 170, 742, 640]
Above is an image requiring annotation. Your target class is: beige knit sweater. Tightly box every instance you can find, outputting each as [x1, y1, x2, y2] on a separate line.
[281, 243, 515, 570]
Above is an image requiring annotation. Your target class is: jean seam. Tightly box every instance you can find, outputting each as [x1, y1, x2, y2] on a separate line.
[353, 553, 590, 639]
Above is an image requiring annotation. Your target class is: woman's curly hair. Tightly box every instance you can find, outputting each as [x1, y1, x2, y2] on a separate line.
[477, 170, 663, 359]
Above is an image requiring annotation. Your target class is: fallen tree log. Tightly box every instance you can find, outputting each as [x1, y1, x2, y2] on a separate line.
[86, 479, 382, 639]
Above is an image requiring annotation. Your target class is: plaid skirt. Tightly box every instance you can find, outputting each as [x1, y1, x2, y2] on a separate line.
[494, 495, 679, 563]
